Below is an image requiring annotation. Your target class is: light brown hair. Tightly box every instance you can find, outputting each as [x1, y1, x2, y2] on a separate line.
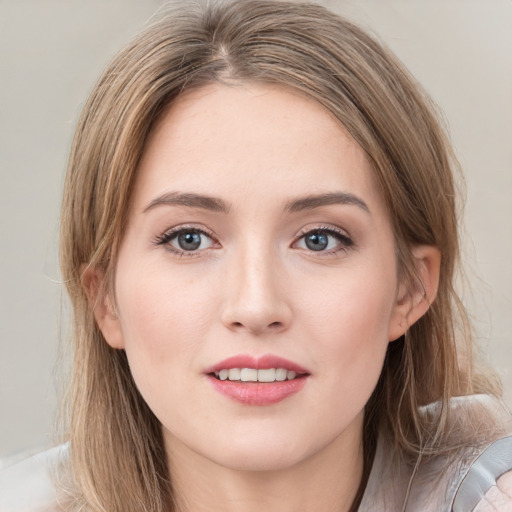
[59, 1, 500, 510]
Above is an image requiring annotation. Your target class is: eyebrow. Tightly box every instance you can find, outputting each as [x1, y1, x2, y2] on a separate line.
[143, 192, 231, 213]
[143, 191, 369, 215]
[284, 192, 370, 214]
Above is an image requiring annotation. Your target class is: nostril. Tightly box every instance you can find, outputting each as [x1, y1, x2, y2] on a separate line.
[229, 320, 284, 332]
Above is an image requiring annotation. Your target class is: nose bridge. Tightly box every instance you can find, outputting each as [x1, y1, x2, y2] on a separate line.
[221, 234, 291, 334]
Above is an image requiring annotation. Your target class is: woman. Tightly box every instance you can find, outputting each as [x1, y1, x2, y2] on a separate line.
[1, 1, 511, 510]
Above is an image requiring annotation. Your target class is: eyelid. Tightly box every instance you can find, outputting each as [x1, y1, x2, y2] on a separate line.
[153, 224, 220, 256]
[292, 225, 354, 253]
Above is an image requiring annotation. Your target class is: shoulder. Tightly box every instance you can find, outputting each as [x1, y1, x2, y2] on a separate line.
[418, 395, 512, 511]
[361, 395, 512, 512]
[0, 444, 67, 512]
[472, 471, 512, 512]
[453, 435, 512, 512]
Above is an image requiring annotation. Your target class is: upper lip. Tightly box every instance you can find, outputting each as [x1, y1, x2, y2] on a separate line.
[205, 354, 309, 374]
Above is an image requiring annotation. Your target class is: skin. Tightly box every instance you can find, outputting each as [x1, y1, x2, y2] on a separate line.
[91, 83, 439, 512]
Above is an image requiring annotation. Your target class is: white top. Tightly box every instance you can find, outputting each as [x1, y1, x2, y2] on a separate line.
[1, 395, 511, 511]
[0, 444, 65, 512]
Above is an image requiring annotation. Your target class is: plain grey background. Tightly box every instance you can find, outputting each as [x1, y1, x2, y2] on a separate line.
[1, 0, 511, 459]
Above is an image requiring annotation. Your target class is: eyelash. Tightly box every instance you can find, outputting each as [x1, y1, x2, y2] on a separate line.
[294, 226, 354, 255]
[153, 225, 354, 257]
[153, 226, 218, 258]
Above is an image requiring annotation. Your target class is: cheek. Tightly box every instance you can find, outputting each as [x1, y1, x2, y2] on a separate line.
[113, 264, 216, 388]
[302, 262, 396, 345]
[299, 263, 396, 397]
[117, 261, 215, 338]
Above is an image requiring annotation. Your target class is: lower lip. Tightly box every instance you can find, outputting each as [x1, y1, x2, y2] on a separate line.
[207, 375, 308, 405]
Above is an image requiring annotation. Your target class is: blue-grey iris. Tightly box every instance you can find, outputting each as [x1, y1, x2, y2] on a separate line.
[178, 232, 202, 251]
[305, 232, 328, 251]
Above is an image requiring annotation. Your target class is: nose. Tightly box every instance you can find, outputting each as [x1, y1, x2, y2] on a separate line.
[220, 245, 292, 336]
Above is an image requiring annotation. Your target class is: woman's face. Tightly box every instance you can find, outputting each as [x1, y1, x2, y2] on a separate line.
[99, 83, 410, 471]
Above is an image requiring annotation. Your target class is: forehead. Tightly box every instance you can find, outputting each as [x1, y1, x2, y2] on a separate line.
[133, 82, 383, 213]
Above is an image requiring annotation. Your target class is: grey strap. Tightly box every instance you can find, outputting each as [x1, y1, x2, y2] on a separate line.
[452, 435, 512, 511]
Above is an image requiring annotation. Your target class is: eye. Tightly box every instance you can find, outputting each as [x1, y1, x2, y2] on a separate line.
[294, 227, 353, 253]
[154, 227, 216, 254]
[175, 231, 207, 251]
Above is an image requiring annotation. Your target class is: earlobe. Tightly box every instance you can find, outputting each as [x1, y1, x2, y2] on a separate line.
[81, 265, 125, 349]
[388, 245, 441, 341]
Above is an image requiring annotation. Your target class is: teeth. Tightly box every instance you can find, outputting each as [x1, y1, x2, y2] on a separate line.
[228, 368, 241, 380]
[214, 368, 300, 382]
[275, 368, 287, 381]
[240, 368, 258, 382]
[258, 368, 275, 382]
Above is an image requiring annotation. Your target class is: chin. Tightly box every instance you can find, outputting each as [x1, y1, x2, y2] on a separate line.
[213, 448, 307, 472]
[203, 432, 319, 472]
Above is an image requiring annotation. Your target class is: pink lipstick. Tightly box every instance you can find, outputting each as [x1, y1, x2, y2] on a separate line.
[205, 354, 309, 406]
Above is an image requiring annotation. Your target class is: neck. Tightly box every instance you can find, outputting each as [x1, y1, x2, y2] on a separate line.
[165, 416, 365, 512]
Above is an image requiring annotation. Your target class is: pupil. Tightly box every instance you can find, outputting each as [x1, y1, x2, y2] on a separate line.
[178, 232, 201, 251]
[305, 232, 328, 251]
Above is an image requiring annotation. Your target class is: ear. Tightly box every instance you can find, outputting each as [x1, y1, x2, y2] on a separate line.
[81, 264, 125, 349]
[388, 245, 441, 341]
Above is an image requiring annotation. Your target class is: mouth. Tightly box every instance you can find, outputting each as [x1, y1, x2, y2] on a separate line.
[205, 354, 310, 405]
[210, 367, 303, 382]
